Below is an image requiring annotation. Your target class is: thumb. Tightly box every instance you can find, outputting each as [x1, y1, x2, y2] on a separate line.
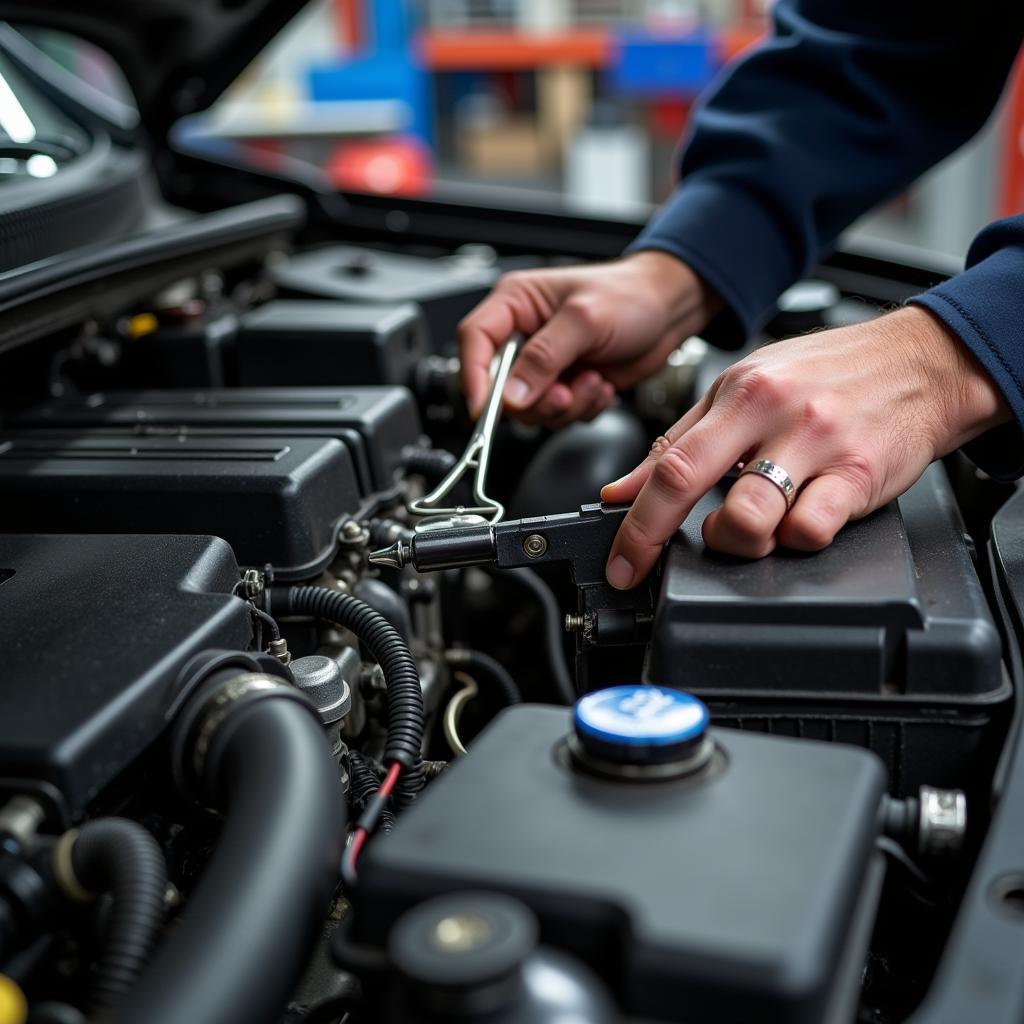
[503, 302, 597, 411]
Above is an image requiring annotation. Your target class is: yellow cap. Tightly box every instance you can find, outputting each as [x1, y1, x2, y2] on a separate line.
[125, 312, 159, 339]
[0, 975, 27, 1024]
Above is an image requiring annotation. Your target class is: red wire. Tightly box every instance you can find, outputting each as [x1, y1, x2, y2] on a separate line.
[348, 827, 368, 866]
[378, 760, 403, 800]
[346, 760, 403, 880]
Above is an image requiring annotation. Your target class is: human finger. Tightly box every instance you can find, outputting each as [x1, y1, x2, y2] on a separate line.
[604, 412, 758, 589]
[701, 451, 815, 558]
[775, 472, 869, 551]
[536, 370, 609, 429]
[600, 394, 713, 505]
[502, 300, 602, 413]
[458, 281, 548, 418]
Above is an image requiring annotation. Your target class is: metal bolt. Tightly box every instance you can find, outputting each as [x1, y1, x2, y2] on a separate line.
[164, 882, 182, 912]
[565, 613, 586, 632]
[0, 796, 45, 847]
[240, 568, 264, 600]
[918, 786, 967, 858]
[523, 533, 547, 558]
[341, 520, 363, 541]
[268, 638, 291, 666]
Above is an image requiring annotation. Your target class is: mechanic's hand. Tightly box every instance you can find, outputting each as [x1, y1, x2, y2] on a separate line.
[600, 306, 1011, 588]
[458, 251, 720, 427]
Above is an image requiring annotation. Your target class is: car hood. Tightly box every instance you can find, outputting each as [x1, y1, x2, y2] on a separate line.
[0, 0, 311, 137]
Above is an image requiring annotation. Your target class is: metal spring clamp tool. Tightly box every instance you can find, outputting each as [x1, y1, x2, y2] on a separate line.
[407, 335, 520, 526]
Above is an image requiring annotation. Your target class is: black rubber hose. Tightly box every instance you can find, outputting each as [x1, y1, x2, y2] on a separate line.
[68, 818, 167, 1010]
[482, 566, 576, 704]
[366, 518, 413, 550]
[400, 445, 457, 483]
[447, 648, 522, 706]
[272, 586, 425, 808]
[347, 752, 396, 834]
[112, 694, 344, 1024]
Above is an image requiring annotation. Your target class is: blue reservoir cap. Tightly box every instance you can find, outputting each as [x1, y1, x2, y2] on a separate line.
[574, 686, 709, 765]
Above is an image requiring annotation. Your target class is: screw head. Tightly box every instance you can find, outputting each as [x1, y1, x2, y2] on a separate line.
[523, 533, 547, 558]
[341, 520, 363, 540]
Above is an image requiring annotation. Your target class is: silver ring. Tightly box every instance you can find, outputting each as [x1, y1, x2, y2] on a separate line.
[739, 459, 797, 510]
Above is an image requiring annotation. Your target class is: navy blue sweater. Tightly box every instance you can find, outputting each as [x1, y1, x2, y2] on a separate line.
[627, 0, 1024, 477]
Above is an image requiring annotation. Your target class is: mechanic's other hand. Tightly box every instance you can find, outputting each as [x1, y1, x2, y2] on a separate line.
[458, 252, 719, 427]
[600, 307, 1011, 589]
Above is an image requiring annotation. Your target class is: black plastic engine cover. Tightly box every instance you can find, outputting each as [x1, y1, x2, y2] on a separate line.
[0, 434, 359, 579]
[12, 385, 420, 493]
[236, 300, 428, 389]
[357, 704, 886, 1024]
[270, 245, 497, 350]
[0, 533, 251, 811]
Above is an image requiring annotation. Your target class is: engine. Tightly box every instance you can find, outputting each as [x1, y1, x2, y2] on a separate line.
[0, 215, 1016, 1024]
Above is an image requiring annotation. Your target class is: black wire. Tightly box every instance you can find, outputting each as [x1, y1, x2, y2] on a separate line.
[875, 836, 943, 908]
[347, 752, 396, 834]
[249, 605, 281, 645]
[482, 566, 576, 704]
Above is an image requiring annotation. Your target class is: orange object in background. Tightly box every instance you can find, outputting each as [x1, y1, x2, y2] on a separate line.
[325, 137, 432, 196]
[999, 50, 1024, 217]
[718, 24, 765, 64]
[418, 29, 612, 71]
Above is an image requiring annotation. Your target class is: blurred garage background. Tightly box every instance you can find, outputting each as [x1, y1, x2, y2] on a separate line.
[25, 0, 1024, 262]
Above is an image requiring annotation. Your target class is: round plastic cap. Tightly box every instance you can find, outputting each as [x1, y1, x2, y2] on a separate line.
[574, 685, 709, 765]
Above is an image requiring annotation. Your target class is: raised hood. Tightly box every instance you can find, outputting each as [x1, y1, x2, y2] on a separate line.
[0, 0, 311, 137]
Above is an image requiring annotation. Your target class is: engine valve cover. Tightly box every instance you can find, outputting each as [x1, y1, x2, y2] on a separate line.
[0, 433, 359, 579]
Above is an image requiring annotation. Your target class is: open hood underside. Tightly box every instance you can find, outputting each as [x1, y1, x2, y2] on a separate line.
[0, 0, 311, 136]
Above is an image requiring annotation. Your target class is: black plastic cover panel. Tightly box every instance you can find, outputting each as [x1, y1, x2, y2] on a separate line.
[13, 386, 420, 493]
[0, 533, 250, 810]
[271, 246, 497, 348]
[648, 463, 1001, 700]
[236, 300, 428, 388]
[0, 434, 359, 579]
[358, 705, 886, 1024]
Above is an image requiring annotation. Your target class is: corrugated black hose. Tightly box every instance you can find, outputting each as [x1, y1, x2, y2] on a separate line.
[271, 586, 425, 807]
[347, 752, 396, 834]
[66, 818, 167, 1010]
[400, 445, 457, 484]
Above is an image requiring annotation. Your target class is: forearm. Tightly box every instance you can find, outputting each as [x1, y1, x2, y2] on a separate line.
[909, 215, 1024, 479]
[629, 0, 1024, 346]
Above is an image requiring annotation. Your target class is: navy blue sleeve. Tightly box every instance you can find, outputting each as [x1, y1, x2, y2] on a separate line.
[910, 219, 1024, 479]
[627, 0, 1024, 347]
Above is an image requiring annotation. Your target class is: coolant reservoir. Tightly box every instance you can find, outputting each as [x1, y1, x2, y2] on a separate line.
[356, 694, 887, 1024]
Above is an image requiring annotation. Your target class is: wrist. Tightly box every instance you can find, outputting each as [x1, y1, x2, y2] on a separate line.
[885, 306, 1011, 452]
[622, 249, 722, 336]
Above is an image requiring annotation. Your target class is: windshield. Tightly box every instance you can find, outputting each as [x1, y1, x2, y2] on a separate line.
[0, 50, 89, 182]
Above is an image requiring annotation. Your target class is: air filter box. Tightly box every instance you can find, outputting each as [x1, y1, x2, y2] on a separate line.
[0, 533, 251, 811]
[647, 462, 1009, 795]
[0, 434, 359, 579]
[357, 704, 886, 1024]
[235, 300, 428, 388]
[12, 385, 420, 492]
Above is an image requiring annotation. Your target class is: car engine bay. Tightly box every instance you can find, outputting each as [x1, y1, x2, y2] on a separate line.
[1, 13, 1024, 1023]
